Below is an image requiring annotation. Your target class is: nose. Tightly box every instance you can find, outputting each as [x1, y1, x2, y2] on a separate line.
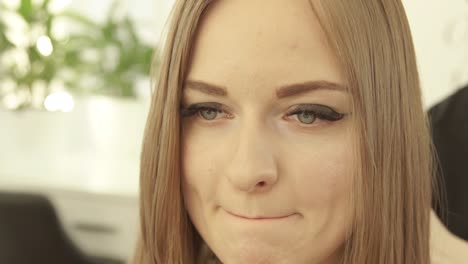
[224, 121, 278, 193]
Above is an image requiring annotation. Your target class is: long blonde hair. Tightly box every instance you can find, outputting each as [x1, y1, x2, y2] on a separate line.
[132, 0, 436, 263]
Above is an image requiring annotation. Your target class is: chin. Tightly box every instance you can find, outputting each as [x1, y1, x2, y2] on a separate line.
[221, 254, 279, 264]
[216, 246, 296, 264]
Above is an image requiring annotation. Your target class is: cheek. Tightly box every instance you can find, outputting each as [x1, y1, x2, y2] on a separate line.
[290, 139, 354, 209]
[181, 123, 229, 188]
[181, 140, 208, 197]
[181, 140, 210, 231]
[182, 130, 216, 183]
[181, 130, 220, 211]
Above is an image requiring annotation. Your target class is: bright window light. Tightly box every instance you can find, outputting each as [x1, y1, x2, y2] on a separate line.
[36, 35, 54, 57]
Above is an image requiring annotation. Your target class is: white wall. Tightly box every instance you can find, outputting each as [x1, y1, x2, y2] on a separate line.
[403, 0, 468, 108]
[68, 0, 176, 46]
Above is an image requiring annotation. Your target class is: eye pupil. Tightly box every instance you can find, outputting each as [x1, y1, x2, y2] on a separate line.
[298, 111, 316, 124]
[200, 108, 218, 120]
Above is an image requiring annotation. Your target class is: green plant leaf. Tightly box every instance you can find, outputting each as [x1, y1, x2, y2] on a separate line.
[18, 0, 34, 23]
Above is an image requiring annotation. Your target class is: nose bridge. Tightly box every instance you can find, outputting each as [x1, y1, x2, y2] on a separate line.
[225, 115, 278, 192]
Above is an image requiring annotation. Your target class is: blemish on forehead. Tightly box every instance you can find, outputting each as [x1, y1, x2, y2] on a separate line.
[289, 42, 299, 50]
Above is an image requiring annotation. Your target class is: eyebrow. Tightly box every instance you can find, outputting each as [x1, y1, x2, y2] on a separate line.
[183, 79, 347, 99]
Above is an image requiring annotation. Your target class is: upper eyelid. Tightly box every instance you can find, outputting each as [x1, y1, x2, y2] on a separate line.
[180, 103, 230, 119]
[182, 102, 337, 110]
[286, 104, 339, 113]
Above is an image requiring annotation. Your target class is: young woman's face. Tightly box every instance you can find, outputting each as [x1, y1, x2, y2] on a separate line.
[181, 0, 354, 263]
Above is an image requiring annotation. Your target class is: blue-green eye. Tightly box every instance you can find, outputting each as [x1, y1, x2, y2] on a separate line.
[180, 102, 226, 120]
[297, 112, 316, 124]
[199, 107, 221, 120]
[285, 104, 345, 125]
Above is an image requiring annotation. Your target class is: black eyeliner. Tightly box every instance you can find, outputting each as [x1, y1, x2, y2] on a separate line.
[180, 102, 222, 118]
[286, 104, 345, 121]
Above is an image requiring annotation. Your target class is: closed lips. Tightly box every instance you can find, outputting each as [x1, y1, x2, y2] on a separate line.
[226, 210, 294, 219]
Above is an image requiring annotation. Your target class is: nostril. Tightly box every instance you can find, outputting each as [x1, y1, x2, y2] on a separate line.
[257, 181, 266, 187]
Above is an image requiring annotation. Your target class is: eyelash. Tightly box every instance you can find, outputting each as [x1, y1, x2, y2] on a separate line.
[180, 103, 346, 127]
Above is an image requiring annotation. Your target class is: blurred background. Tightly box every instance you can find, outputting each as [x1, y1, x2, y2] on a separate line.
[0, 0, 467, 263]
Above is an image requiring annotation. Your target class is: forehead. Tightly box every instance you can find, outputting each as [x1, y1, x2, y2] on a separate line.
[186, 0, 344, 94]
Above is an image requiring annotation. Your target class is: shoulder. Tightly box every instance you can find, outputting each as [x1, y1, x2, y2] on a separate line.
[429, 84, 468, 125]
[430, 210, 468, 264]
